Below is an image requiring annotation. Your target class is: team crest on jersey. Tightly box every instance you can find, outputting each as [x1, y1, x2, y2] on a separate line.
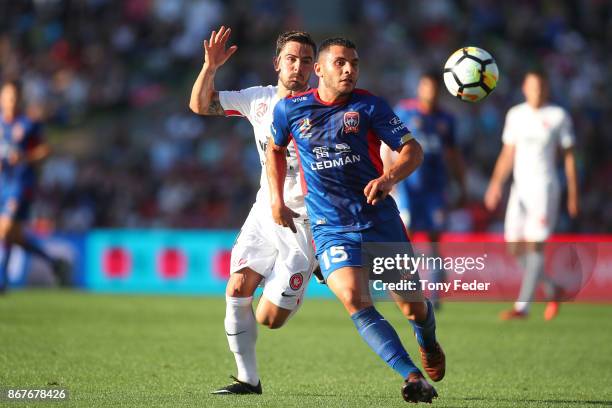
[289, 273, 304, 290]
[343, 111, 360, 134]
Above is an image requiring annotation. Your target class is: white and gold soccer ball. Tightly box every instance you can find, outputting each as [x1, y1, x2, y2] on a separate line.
[443, 47, 499, 102]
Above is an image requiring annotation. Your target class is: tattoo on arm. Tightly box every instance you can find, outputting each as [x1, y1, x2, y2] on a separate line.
[207, 92, 224, 115]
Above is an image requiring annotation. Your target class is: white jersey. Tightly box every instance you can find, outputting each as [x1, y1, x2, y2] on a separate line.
[219, 85, 307, 221]
[502, 102, 575, 193]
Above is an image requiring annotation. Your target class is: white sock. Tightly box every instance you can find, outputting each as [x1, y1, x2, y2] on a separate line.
[514, 301, 529, 313]
[514, 250, 545, 313]
[224, 296, 259, 386]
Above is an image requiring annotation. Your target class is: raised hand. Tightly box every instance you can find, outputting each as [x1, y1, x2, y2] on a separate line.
[364, 174, 393, 206]
[204, 26, 238, 70]
[484, 183, 502, 211]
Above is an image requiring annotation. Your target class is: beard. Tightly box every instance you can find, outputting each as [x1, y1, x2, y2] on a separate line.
[280, 75, 308, 92]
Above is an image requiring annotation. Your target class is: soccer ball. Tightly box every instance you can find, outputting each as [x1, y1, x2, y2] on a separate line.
[443, 47, 499, 102]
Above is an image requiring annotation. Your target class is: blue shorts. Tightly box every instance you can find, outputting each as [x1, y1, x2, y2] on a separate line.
[313, 216, 413, 278]
[0, 176, 32, 221]
[404, 190, 446, 232]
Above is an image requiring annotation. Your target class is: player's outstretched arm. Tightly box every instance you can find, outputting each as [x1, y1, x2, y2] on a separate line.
[266, 137, 299, 233]
[563, 147, 579, 218]
[189, 26, 238, 116]
[364, 139, 424, 206]
[484, 144, 515, 211]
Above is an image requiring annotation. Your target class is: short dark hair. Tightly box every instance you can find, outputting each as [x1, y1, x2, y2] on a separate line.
[420, 70, 440, 86]
[318, 37, 357, 55]
[525, 68, 548, 83]
[275, 31, 316, 57]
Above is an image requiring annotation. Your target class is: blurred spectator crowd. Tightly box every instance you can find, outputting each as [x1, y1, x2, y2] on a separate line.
[0, 0, 610, 233]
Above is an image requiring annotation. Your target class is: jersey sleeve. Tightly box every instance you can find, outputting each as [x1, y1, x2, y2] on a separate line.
[218, 86, 260, 118]
[501, 108, 518, 145]
[271, 99, 291, 147]
[558, 110, 575, 149]
[372, 98, 413, 150]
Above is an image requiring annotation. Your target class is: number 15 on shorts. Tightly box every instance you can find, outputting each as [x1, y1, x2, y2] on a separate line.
[319, 245, 360, 276]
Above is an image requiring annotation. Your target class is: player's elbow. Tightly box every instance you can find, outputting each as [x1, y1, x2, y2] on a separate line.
[409, 139, 424, 167]
[266, 142, 286, 160]
[189, 101, 206, 115]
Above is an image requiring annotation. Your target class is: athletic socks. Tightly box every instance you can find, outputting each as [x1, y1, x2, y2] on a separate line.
[515, 250, 545, 313]
[351, 306, 420, 378]
[410, 299, 438, 351]
[224, 296, 259, 386]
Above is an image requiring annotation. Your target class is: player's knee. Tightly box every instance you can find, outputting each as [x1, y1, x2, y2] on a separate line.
[337, 288, 367, 312]
[225, 276, 249, 298]
[507, 242, 521, 256]
[226, 285, 247, 298]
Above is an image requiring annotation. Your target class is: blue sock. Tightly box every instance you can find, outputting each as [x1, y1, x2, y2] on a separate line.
[410, 299, 437, 351]
[351, 306, 420, 378]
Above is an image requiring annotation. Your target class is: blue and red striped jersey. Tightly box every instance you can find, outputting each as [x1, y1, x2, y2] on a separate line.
[271, 88, 413, 232]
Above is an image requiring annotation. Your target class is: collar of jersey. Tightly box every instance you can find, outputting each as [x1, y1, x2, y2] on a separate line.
[313, 89, 353, 106]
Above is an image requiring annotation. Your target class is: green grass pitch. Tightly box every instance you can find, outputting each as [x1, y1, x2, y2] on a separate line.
[1, 291, 612, 407]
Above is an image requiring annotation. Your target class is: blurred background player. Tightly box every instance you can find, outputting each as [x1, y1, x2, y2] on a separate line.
[189, 27, 319, 394]
[0, 80, 69, 293]
[0, 1, 607, 237]
[268, 38, 443, 403]
[484, 70, 579, 321]
[382, 72, 466, 309]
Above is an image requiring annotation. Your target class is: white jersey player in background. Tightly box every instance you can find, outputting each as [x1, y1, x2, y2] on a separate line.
[485, 70, 579, 321]
[189, 27, 318, 394]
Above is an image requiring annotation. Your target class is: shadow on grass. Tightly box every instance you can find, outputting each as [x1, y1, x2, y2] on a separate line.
[458, 396, 612, 406]
[290, 393, 396, 399]
[289, 392, 465, 407]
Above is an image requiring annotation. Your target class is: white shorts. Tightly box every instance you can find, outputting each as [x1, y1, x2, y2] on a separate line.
[230, 204, 317, 310]
[504, 182, 560, 242]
